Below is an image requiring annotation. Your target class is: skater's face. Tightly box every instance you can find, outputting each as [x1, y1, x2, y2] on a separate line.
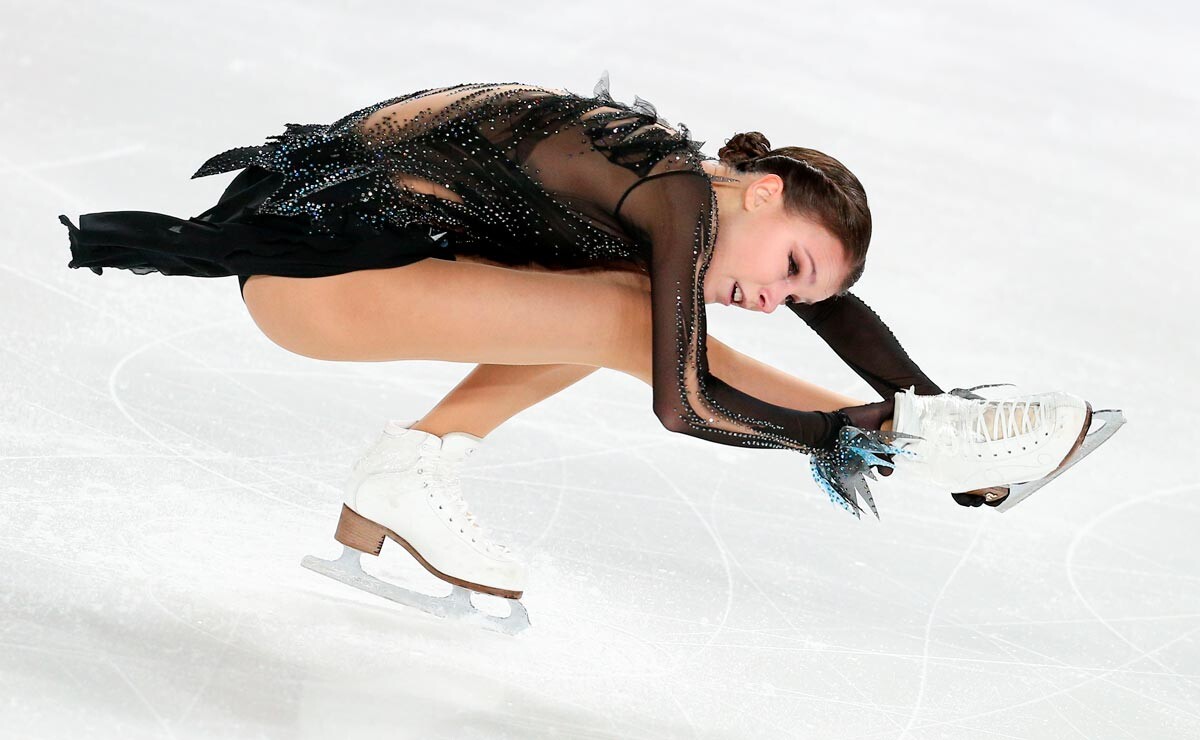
[702, 167, 850, 312]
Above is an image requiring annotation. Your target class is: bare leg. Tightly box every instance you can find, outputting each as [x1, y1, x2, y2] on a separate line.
[409, 270, 878, 439]
[243, 258, 885, 441]
[412, 363, 598, 438]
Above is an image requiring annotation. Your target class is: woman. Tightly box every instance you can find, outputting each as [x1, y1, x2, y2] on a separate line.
[57, 73, 1112, 631]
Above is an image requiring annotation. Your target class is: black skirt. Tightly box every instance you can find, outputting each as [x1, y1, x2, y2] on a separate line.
[58, 164, 458, 302]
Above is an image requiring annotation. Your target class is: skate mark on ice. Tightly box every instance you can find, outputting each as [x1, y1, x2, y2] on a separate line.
[0, 142, 146, 174]
[1065, 482, 1200, 697]
[6, 260, 356, 452]
[897, 521, 986, 740]
[625, 446, 728, 739]
[962, 611, 1200, 628]
[630, 447, 735, 649]
[175, 610, 252, 727]
[5, 262, 347, 504]
[935, 611, 1172, 739]
[850, 622, 1200, 739]
[155, 371, 355, 436]
[107, 659, 177, 739]
[0, 150, 91, 212]
[523, 438, 569, 551]
[2, 338, 135, 412]
[705, 467, 906, 735]
[106, 320, 322, 513]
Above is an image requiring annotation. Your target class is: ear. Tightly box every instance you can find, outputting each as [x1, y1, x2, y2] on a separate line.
[744, 173, 784, 211]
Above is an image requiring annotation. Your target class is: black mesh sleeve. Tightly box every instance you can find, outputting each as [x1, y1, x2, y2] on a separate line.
[617, 169, 848, 452]
[788, 292, 944, 398]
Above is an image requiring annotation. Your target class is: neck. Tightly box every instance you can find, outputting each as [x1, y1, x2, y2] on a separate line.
[701, 160, 746, 220]
[701, 159, 741, 181]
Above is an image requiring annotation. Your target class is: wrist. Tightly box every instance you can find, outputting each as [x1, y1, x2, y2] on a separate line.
[823, 410, 854, 449]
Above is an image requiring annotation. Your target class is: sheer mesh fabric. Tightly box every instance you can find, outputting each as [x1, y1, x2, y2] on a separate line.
[63, 72, 944, 454]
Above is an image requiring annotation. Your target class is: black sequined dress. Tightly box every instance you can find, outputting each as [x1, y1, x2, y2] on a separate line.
[57, 72, 942, 455]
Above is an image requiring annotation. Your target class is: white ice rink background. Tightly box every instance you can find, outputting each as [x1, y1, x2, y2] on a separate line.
[2, 1, 1198, 737]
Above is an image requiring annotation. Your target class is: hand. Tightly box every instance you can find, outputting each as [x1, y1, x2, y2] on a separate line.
[810, 425, 921, 519]
[835, 400, 898, 478]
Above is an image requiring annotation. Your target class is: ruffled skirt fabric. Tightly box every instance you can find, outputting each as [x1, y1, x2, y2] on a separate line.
[58, 141, 457, 296]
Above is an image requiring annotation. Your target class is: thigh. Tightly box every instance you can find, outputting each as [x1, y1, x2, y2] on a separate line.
[243, 257, 652, 369]
[454, 253, 650, 293]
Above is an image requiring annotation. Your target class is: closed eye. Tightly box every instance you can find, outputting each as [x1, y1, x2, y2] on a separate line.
[784, 252, 800, 305]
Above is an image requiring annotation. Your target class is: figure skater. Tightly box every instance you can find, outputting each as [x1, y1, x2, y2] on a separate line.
[57, 73, 1122, 633]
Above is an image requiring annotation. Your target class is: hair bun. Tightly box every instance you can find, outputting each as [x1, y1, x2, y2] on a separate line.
[718, 131, 772, 165]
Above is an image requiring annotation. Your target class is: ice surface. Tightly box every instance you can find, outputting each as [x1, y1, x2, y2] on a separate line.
[3, 0, 1198, 738]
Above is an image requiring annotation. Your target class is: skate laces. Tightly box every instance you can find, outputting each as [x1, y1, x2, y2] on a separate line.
[915, 394, 1045, 456]
[971, 398, 1045, 444]
[423, 447, 512, 556]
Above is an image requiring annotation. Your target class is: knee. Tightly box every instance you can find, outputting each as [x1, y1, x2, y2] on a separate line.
[246, 309, 339, 360]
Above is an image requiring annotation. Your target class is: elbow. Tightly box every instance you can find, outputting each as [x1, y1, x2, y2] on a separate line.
[653, 404, 691, 435]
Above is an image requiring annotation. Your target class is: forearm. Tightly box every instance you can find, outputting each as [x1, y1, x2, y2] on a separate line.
[705, 335, 897, 436]
[705, 334, 866, 412]
[790, 293, 944, 398]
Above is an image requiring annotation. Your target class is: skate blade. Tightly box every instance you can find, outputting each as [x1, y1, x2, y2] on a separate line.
[300, 546, 531, 635]
[994, 408, 1126, 512]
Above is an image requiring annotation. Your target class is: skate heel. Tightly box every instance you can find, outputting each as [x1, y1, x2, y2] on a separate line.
[334, 504, 388, 556]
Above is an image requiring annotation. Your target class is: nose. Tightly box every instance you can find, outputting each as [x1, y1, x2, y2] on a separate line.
[754, 284, 784, 313]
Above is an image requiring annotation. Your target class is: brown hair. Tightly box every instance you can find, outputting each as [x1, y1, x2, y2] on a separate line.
[717, 131, 870, 295]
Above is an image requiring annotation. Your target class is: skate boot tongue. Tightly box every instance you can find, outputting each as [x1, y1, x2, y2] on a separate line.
[439, 431, 482, 464]
[383, 418, 420, 436]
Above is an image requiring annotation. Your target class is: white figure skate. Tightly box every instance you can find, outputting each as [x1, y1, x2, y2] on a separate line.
[892, 385, 1125, 511]
[302, 420, 530, 635]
